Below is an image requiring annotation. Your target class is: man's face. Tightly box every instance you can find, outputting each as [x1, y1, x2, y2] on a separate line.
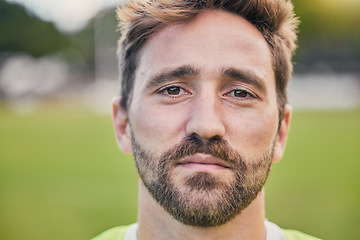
[114, 10, 290, 227]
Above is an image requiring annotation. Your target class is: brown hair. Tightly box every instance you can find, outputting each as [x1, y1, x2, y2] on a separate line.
[116, 0, 299, 121]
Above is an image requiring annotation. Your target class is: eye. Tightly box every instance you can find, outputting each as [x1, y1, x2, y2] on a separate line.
[234, 90, 251, 98]
[227, 89, 256, 99]
[165, 86, 181, 95]
[157, 85, 189, 97]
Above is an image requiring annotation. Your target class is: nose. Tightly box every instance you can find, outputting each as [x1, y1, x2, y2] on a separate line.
[186, 93, 226, 140]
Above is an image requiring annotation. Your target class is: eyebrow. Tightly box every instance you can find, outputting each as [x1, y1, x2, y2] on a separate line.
[146, 65, 200, 89]
[222, 67, 267, 93]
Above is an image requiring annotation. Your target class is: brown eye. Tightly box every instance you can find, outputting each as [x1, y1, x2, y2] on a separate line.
[166, 86, 181, 95]
[234, 90, 249, 98]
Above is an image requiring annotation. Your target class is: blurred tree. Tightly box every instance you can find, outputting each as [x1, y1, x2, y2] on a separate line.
[68, 19, 95, 67]
[0, 0, 71, 57]
[292, 0, 360, 72]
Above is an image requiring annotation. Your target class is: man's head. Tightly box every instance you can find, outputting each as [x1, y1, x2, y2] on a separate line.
[116, 0, 298, 121]
[113, 0, 298, 229]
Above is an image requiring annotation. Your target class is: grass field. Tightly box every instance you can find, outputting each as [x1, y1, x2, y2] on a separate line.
[0, 106, 359, 240]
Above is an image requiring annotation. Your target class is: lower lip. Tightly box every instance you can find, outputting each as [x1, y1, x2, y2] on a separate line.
[178, 163, 228, 171]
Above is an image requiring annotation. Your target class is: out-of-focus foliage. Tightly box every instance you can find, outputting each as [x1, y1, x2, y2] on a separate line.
[292, 0, 360, 71]
[0, 0, 70, 57]
[0, 0, 96, 67]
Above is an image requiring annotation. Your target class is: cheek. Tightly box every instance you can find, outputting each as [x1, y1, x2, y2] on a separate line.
[129, 103, 187, 151]
[227, 108, 278, 156]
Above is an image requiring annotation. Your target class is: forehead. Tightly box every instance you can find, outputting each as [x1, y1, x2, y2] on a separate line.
[135, 9, 274, 90]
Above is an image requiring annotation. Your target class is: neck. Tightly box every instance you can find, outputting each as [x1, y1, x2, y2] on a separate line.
[137, 181, 266, 240]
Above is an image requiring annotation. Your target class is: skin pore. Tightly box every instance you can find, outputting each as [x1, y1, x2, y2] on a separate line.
[113, 9, 291, 240]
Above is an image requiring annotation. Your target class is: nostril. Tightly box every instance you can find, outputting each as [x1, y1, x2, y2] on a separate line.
[187, 133, 222, 143]
[209, 135, 222, 141]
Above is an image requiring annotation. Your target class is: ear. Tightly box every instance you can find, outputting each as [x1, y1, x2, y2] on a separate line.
[273, 104, 292, 163]
[112, 97, 133, 154]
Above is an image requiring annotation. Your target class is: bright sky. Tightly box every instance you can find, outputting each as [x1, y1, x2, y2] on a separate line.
[7, 0, 126, 33]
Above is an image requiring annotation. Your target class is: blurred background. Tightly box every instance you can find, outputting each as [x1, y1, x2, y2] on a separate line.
[0, 0, 359, 239]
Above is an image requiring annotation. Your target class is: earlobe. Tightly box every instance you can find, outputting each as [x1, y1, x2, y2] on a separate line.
[112, 97, 133, 154]
[273, 104, 292, 163]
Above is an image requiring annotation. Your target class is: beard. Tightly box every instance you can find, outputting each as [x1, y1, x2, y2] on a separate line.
[131, 132, 274, 228]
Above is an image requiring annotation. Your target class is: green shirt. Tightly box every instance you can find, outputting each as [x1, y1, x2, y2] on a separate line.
[282, 229, 321, 240]
[92, 224, 321, 240]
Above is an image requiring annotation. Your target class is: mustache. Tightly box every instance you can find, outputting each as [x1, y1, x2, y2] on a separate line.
[160, 134, 245, 167]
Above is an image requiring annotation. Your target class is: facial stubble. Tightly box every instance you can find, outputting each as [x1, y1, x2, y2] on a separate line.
[131, 132, 274, 228]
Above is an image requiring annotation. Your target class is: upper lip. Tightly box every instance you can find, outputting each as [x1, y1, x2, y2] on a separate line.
[176, 153, 231, 168]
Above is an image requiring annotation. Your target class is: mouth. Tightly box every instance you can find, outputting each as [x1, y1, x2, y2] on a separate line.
[176, 153, 231, 171]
